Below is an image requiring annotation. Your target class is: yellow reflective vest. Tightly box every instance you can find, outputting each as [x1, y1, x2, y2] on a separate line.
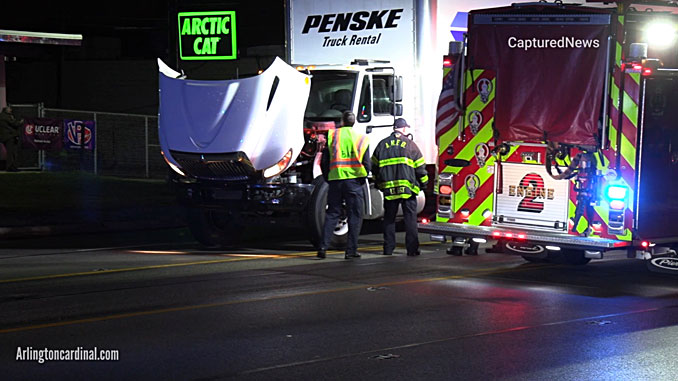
[327, 127, 369, 180]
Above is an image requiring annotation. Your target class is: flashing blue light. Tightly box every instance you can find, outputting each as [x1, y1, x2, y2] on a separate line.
[607, 185, 627, 200]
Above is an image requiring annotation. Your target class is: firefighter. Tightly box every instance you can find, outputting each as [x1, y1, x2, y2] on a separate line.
[317, 110, 370, 259]
[371, 118, 428, 256]
[0, 106, 24, 172]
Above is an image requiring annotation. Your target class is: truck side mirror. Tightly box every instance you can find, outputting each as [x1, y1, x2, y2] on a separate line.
[394, 76, 403, 102]
[394, 103, 403, 116]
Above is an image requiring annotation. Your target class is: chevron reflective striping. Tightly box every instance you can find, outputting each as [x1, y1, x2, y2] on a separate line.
[469, 193, 493, 226]
[443, 120, 494, 174]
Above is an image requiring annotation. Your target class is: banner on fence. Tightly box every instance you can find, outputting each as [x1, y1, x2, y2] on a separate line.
[63, 119, 95, 150]
[22, 118, 64, 151]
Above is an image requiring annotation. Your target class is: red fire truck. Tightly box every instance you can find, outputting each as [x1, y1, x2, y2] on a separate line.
[418, 1, 678, 273]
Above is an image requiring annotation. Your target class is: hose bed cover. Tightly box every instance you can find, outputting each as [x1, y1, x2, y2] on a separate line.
[468, 4, 612, 147]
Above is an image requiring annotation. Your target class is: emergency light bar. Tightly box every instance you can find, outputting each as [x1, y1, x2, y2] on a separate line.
[606, 185, 627, 200]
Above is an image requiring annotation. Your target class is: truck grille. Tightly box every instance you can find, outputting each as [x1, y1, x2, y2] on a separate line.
[170, 151, 257, 180]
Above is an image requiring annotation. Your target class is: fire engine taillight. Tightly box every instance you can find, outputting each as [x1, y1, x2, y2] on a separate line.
[610, 200, 626, 210]
[460, 209, 470, 217]
[443, 57, 452, 67]
[439, 185, 452, 195]
[641, 241, 650, 248]
[491, 231, 527, 240]
[606, 185, 628, 234]
[642, 67, 653, 76]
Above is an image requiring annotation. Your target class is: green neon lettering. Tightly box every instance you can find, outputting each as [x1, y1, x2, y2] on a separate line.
[181, 18, 191, 35]
[210, 17, 220, 34]
[192, 18, 201, 35]
[201, 17, 209, 34]
[193, 36, 203, 54]
[222, 17, 230, 34]
[208, 37, 220, 54]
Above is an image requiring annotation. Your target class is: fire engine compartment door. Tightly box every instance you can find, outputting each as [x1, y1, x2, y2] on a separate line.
[468, 6, 611, 146]
[636, 73, 678, 239]
[494, 162, 569, 230]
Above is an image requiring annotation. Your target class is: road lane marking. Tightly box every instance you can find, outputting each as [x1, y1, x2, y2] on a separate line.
[0, 243, 424, 284]
[0, 257, 255, 284]
[238, 307, 663, 376]
[0, 263, 554, 334]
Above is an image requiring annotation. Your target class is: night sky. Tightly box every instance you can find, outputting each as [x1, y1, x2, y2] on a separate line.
[0, 1, 286, 61]
[0, 1, 286, 112]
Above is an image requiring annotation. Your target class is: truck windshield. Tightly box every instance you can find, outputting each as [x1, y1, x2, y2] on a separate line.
[304, 70, 357, 120]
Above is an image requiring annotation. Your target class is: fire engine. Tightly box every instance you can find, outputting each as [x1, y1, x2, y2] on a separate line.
[418, 0, 678, 273]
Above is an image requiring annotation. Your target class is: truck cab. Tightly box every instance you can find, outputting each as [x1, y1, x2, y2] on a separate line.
[159, 57, 424, 248]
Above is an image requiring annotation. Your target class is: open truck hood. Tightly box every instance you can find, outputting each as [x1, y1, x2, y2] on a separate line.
[158, 57, 311, 173]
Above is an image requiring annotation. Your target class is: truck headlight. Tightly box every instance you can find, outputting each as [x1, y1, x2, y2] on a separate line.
[262, 149, 293, 178]
[161, 150, 186, 177]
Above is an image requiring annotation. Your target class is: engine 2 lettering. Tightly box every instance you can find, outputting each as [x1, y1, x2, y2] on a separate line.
[508, 173, 554, 213]
[508, 185, 554, 200]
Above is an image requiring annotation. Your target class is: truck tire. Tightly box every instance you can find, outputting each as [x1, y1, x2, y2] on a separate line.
[307, 176, 348, 249]
[186, 207, 243, 248]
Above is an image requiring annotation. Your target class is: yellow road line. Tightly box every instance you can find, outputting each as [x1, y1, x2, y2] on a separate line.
[0, 262, 552, 334]
[0, 243, 438, 284]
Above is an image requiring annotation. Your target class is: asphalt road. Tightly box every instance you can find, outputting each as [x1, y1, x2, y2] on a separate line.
[1, 227, 678, 380]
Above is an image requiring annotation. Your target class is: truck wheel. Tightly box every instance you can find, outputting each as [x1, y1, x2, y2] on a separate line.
[307, 176, 348, 249]
[505, 242, 547, 263]
[186, 207, 243, 248]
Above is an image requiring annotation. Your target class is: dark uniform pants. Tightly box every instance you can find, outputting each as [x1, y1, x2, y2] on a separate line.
[321, 178, 365, 254]
[383, 196, 419, 255]
[1, 135, 19, 171]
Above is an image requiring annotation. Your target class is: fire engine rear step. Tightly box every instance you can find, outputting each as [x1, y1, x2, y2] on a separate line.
[418, 222, 625, 250]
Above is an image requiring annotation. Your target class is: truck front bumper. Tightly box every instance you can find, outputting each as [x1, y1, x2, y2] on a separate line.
[418, 221, 628, 251]
[174, 180, 314, 213]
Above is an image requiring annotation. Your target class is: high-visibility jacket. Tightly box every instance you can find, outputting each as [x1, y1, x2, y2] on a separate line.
[327, 126, 369, 180]
[371, 131, 428, 200]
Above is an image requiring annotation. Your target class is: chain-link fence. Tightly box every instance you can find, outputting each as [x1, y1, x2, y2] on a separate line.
[11, 103, 166, 179]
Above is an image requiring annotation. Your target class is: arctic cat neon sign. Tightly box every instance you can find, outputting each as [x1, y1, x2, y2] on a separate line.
[178, 11, 237, 60]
